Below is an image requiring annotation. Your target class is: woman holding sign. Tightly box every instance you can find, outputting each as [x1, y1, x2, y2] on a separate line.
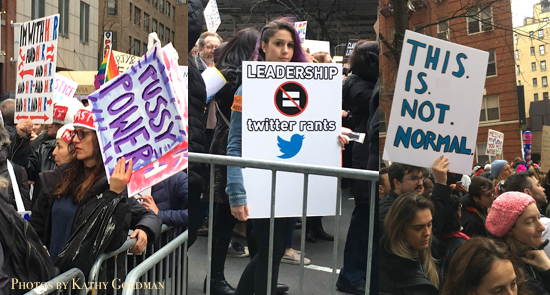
[226, 18, 348, 295]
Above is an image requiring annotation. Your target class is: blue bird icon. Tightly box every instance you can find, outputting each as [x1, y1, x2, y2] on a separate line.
[277, 134, 305, 159]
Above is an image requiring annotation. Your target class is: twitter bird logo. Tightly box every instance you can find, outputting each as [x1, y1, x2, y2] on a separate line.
[277, 134, 305, 159]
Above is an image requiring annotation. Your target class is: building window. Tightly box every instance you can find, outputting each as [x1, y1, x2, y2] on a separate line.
[414, 24, 426, 35]
[172, 31, 175, 44]
[515, 50, 519, 59]
[543, 76, 548, 87]
[134, 6, 141, 25]
[108, 0, 117, 15]
[153, 19, 158, 34]
[487, 49, 497, 76]
[172, 5, 175, 21]
[153, 0, 158, 8]
[541, 45, 545, 55]
[476, 142, 495, 164]
[144, 43, 148, 54]
[79, 2, 89, 44]
[531, 47, 536, 55]
[160, 0, 164, 13]
[129, 36, 132, 52]
[514, 34, 518, 44]
[467, 5, 493, 34]
[58, 0, 69, 37]
[546, 17, 550, 21]
[380, 111, 387, 133]
[517, 65, 520, 74]
[129, 3, 133, 22]
[159, 23, 165, 41]
[144, 13, 150, 32]
[518, 80, 521, 86]
[542, 61, 547, 71]
[530, 31, 534, 39]
[535, 93, 539, 101]
[167, 2, 171, 17]
[134, 39, 141, 56]
[166, 28, 170, 43]
[534, 78, 538, 86]
[112, 31, 117, 50]
[533, 62, 537, 71]
[480, 95, 500, 122]
[31, 0, 45, 19]
[540, 29, 544, 39]
[545, 92, 549, 100]
[437, 20, 449, 41]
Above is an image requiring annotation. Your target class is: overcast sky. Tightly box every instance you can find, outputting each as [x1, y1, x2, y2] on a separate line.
[512, 0, 542, 27]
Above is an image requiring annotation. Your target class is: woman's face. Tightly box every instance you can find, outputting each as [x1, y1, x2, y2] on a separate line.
[405, 208, 432, 254]
[52, 139, 72, 165]
[262, 29, 294, 62]
[509, 203, 545, 248]
[71, 127, 97, 166]
[500, 164, 514, 180]
[473, 259, 517, 295]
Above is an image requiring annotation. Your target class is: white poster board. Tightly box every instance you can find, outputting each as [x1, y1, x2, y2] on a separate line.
[15, 14, 59, 124]
[204, 0, 221, 33]
[242, 61, 342, 218]
[53, 74, 78, 104]
[486, 129, 504, 157]
[383, 30, 489, 175]
[303, 40, 330, 56]
[112, 50, 139, 73]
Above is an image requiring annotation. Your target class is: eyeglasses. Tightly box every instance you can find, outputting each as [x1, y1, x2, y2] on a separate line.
[403, 177, 424, 184]
[71, 129, 94, 140]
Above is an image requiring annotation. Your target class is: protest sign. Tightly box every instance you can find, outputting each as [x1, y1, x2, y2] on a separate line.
[180, 66, 188, 89]
[294, 21, 307, 43]
[541, 126, 550, 172]
[242, 61, 342, 218]
[486, 129, 504, 157]
[344, 39, 358, 59]
[88, 44, 186, 183]
[204, 0, 221, 33]
[383, 30, 489, 175]
[53, 74, 78, 104]
[15, 14, 59, 124]
[202, 67, 226, 104]
[112, 50, 139, 73]
[303, 40, 330, 56]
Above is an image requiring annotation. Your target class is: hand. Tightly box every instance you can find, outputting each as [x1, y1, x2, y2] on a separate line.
[338, 134, 349, 150]
[449, 184, 456, 190]
[457, 184, 468, 194]
[16, 119, 33, 138]
[110, 157, 133, 194]
[432, 155, 450, 185]
[137, 195, 159, 214]
[129, 229, 148, 254]
[521, 249, 550, 271]
[29, 131, 37, 144]
[231, 204, 249, 221]
[341, 110, 349, 118]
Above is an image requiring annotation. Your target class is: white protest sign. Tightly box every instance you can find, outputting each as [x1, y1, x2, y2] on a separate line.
[204, 0, 221, 33]
[15, 14, 59, 124]
[294, 21, 307, 43]
[53, 74, 78, 104]
[180, 66, 188, 89]
[112, 50, 139, 73]
[383, 30, 489, 175]
[88, 44, 186, 181]
[304, 40, 330, 56]
[486, 129, 504, 157]
[242, 61, 342, 218]
[202, 67, 226, 104]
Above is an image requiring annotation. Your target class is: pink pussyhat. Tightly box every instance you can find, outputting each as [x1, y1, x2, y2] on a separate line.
[486, 192, 535, 238]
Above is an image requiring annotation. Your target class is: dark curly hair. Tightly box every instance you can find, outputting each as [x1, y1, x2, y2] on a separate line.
[441, 195, 462, 235]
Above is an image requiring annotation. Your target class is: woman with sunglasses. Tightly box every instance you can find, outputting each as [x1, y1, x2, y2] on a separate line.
[226, 18, 348, 295]
[30, 109, 159, 275]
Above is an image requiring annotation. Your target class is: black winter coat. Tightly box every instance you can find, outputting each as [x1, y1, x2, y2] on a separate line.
[518, 259, 550, 294]
[26, 138, 56, 182]
[459, 194, 488, 237]
[5, 126, 31, 169]
[0, 147, 31, 210]
[151, 171, 188, 228]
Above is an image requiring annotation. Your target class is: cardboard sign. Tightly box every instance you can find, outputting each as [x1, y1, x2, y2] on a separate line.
[204, 0, 221, 33]
[383, 30, 489, 175]
[242, 61, 342, 218]
[88, 44, 186, 181]
[541, 126, 550, 172]
[53, 74, 78, 104]
[15, 14, 59, 124]
[294, 21, 307, 43]
[113, 50, 139, 73]
[486, 129, 504, 157]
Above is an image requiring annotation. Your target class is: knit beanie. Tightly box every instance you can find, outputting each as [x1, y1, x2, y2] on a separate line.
[484, 164, 491, 171]
[486, 192, 535, 237]
[491, 160, 508, 179]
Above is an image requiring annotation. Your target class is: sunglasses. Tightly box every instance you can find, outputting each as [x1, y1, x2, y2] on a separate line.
[71, 129, 94, 140]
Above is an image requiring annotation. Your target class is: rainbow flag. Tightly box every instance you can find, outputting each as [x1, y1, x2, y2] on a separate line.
[94, 49, 119, 89]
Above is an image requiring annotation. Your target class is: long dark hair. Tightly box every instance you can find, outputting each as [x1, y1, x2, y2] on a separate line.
[253, 18, 307, 62]
[54, 131, 104, 204]
[215, 28, 260, 69]
[441, 237, 528, 295]
[349, 40, 379, 81]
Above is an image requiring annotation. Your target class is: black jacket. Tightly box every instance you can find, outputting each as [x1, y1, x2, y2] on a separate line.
[459, 194, 488, 237]
[518, 259, 550, 294]
[29, 165, 162, 253]
[0, 147, 31, 210]
[30, 132, 54, 152]
[26, 138, 56, 182]
[5, 126, 31, 169]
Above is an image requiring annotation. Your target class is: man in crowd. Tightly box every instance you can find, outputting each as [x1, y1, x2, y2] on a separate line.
[460, 177, 493, 237]
[195, 31, 222, 73]
[379, 166, 390, 199]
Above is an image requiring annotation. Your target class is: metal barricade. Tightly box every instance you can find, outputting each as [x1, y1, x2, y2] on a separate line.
[24, 268, 87, 295]
[190, 152, 378, 295]
[120, 230, 189, 295]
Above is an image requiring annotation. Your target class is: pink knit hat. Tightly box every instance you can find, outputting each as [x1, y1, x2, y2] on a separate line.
[486, 192, 535, 238]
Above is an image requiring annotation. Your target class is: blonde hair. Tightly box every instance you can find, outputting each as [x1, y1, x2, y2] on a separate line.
[384, 193, 440, 288]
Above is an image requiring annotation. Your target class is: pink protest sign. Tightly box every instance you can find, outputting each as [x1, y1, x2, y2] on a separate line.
[88, 44, 186, 182]
[15, 14, 59, 124]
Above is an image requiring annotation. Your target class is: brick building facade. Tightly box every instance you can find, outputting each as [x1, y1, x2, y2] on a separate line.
[379, 0, 522, 168]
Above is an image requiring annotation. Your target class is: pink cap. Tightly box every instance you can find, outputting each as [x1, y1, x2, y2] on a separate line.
[72, 109, 95, 130]
[486, 192, 535, 237]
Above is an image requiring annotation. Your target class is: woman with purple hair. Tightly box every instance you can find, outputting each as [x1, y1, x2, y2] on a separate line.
[226, 18, 348, 295]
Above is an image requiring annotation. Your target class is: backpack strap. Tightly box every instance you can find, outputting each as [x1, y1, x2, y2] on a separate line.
[7, 160, 24, 212]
